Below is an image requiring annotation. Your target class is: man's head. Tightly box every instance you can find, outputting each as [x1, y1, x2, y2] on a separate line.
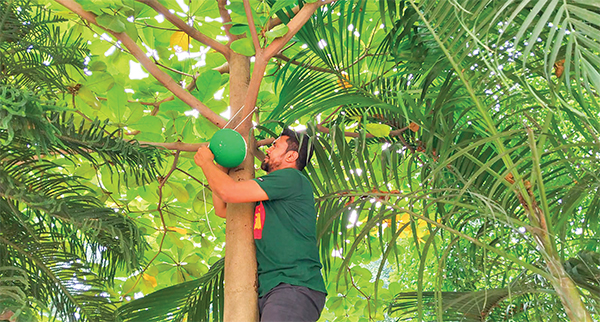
[260, 128, 314, 173]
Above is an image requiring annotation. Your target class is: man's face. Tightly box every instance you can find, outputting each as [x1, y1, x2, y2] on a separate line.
[261, 136, 291, 172]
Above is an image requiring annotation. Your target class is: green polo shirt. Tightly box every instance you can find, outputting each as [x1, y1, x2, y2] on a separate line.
[252, 168, 327, 297]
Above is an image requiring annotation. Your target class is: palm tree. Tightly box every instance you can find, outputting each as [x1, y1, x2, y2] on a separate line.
[0, 1, 164, 320]
[265, 0, 600, 320]
[0, 86, 165, 321]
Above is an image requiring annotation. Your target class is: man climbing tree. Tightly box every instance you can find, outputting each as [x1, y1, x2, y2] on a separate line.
[195, 128, 327, 322]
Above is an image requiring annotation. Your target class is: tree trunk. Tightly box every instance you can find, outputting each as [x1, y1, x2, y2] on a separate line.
[223, 53, 258, 322]
[532, 210, 593, 321]
[546, 255, 593, 321]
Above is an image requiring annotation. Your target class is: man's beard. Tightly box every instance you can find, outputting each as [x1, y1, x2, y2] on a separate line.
[260, 156, 280, 172]
[260, 159, 270, 172]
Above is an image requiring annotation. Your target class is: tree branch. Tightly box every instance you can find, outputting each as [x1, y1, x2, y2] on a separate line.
[135, 0, 230, 58]
[138, 141, 207, 152]
[218, 0, 235, 44]
[267, 6, 300, 31]
[55, 0, 228, 129]
[263, 0, 335, 59]
[257, 138, 275, 147]
[243, 0, 262, 52]
[214, 62, 230, 74]
[138, 140, 266, 162]
[240, 2, 333, 133]
[136, 122, 413, 159]
[124, 151, 180, 296]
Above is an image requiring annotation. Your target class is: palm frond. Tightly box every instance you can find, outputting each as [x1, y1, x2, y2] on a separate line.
[0, 85, 164, 186]
[388, 250, 600, 321]
[387, 284, 550, 321]
[0, 86, 167, 275]
[408, 0, 600, 133]
[563, 251, 600, 298]
[265, 0, 499, 148]
[0, 85, 166, 318]
[0, 164, 147, 278]
[0, 212, 119, 322]
[264, 0, 600, 320]
[0, 266, 38, 321]
[0, 0, 88, 94]
[115, 258, 225, 322]
[308, 119, 599, 315]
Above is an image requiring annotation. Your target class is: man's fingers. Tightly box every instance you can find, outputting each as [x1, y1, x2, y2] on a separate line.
[194, 146, 216, 167]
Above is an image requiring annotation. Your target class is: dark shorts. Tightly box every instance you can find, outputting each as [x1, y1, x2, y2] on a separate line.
[258, 283, 327, 322]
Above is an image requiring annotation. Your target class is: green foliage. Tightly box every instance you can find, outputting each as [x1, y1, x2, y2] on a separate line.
[0, 0, 88, 94]
[0, 85, 62, 147]
[115, 258, 224, 322]
[230, 38, 256, 57]
[1, 214, 119, 321]
[267, 0, 600, 320]
[4, 0, 599, 320]
[0, 85, 164, 319]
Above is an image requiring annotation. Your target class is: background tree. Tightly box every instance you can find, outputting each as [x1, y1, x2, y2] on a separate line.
[2, 0, 599, 321]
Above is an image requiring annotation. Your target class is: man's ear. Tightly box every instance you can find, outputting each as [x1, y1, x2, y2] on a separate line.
[285, 150, 299, 163]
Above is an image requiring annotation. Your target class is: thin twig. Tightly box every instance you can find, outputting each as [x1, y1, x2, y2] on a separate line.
[122, 151, 180, 296]
[340, 53, 384, 72]
[320, 105, 345, 124]
[154, 60, 194, 78]
[134, 21, 179, 31]
[135, 0, 230, 57]
[345, 266, 373, 319]
[176, 168, 211, 189]
[138, 141, 207, 151]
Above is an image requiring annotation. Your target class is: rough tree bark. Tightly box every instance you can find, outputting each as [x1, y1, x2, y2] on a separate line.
[223, 51, 258, 321]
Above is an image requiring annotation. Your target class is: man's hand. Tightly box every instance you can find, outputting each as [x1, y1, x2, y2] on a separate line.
[195, 144, 267, 203]
[195, 145, 215, 168]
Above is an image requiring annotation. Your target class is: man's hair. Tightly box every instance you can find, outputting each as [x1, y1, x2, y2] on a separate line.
[281, 128, 314, 171]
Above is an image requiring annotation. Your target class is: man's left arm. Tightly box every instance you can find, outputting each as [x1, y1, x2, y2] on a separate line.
[195, 146, 268, 204]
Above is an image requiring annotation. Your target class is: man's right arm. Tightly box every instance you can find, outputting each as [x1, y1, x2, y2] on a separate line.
[210, 164, 228, 219]
[213, 192, 227, 218]
[195, 146, 268, 203]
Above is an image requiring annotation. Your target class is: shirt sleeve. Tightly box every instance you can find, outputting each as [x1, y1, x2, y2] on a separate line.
[253, 170, 299, 201]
